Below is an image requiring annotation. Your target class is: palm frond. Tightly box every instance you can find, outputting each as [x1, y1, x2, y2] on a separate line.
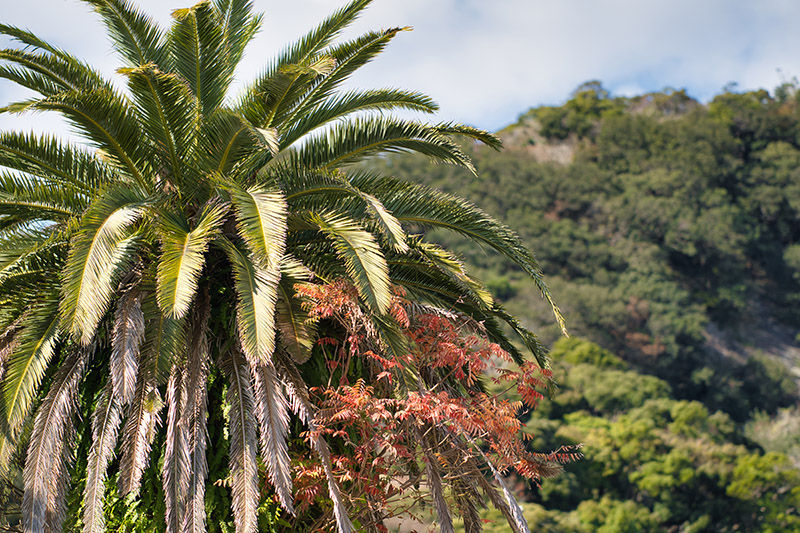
[350, 171, 568, 336]
[212, 0, 262, 67]
[228, 183, 287, 269]
[16, 89, 147, 186]
[275, 276, 315, 364]
[117, 367, 161, 496]
[170, 1, 233, 114]
[156, 203, 226, 319]
[422, 440, 454, 533]
[119, 63, 198, 185]
[476, 447, 531, 533]
[237, 0, 372, 126]
[454, 480, 483, 533]
[280, 88, 437, 148]
[0, 132, 112, 193]
[163, 363, 189, 533]
[219, 347, 259, 533]
[290, 116, 475, 173]
[277, 28, 410, 131]
[111, 289, 144, 405]
[181, 295, 210, 533]
[197, 111, 260, 176]
[83, 382, 123, 533]
[274, 351, 354, 533]
[80, 0, 168, 68]
[310, 210, 391, 313]
[251, 361, 293, 513]
[218, 236, 281, 365]
[0, 171, 89, 221]
[22, 349, 87, 533]
[118, 292, 183, 496]
[0, 304, 59, 442]
[60, 186, 144, 344]
[0, 45, 110, 94]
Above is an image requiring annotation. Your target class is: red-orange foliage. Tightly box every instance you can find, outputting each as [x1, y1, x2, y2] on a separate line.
[291, 280, 580, 524]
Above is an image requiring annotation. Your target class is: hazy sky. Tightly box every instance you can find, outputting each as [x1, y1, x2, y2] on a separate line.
[1, 0, 800, 134]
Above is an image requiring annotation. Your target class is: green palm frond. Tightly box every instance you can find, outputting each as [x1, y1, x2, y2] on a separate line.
[311, 210, 391, 313]
[0, 172, 86, 224]
[219, 236, 281, 365]
[0, 63, 65, 98]
[20, 89, 147, 185]
[0, 303, 59, 443]
[275, 275, 315, 364]
[280, 88, 437, 148]
[156, 203, 226, 319]
[212, 0, 262, 67]
[81, 0, 168, 68]
[170, 1, 233, 114]
[278, 167, 408, 253]
[291, 116, 476, 172]
[228, 183, 287, 269]
[197, 111, 260, 176]
[0, 45, 110, 94]
[0, 132, 113, 192]
[350, 171, 568, 335]
[60, 186, 145, 344]
[120, 64, 199, 185]
[277, 27, 410, 130]
[237, 0, 372, 125]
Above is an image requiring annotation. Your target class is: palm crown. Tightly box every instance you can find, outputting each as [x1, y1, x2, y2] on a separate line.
[0, 0, 565, 531]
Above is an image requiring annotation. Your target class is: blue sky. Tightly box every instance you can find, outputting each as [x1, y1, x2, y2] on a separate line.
[2, 0, 800, 134]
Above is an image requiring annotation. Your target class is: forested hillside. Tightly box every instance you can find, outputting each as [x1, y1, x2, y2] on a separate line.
[374, 82, 800, 531]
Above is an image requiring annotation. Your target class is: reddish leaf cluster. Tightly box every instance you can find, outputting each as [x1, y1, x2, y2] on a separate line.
[291, 281, 580, 524]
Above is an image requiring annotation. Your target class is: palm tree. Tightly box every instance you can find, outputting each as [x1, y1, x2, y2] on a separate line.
[0, 0, 566, 532]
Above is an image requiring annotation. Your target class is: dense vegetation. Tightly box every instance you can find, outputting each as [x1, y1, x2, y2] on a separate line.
[376, 82, 800, 531]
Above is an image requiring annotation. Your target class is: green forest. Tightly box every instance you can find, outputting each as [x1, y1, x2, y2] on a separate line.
[374, 81, 800, 532]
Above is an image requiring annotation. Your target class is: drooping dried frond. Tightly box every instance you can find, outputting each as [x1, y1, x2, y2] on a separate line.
[275, 350, 354, 533]
[118, 362, 162, 497]
[181, 304, 210, 533]
[251, 360, 293, 512]
[420, 431, 454, 533]
[111, 289, 144, 405]
[453, 478, 483, 533]
[83, 382, 123, 533]
[163, 363, 189, 533]
[22, 349, 87, 532]
[220, 348, 259, 533]
[479, 448, 531, 533]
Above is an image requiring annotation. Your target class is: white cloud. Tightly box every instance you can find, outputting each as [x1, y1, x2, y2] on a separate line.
[2, 0, 800, 134]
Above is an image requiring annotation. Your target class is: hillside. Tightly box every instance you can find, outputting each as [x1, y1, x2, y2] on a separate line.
[372, 81, 800, 531]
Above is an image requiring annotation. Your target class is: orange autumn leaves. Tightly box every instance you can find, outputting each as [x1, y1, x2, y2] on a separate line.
[290, 280, 580, 519]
